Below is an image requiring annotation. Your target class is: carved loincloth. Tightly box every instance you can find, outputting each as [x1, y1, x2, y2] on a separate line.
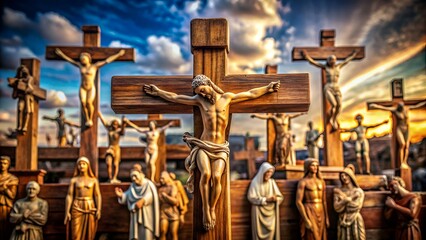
[184, 136, 229, 193]
[324, 83, 342, 97]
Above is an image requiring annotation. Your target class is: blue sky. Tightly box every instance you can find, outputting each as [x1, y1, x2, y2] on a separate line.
[0, 0, 425, 149]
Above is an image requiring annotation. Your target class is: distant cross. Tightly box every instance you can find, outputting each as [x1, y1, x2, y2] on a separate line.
[125, 114, 181, 182]
[367, 79, 426, 190]
[111, 19, 309, 239]
[7, 58, 46, 170]
[265, 65, 278, 164]
[233, 136, 264, 179]
[45, 26, 135, 175]
[292, 29, 365, 166]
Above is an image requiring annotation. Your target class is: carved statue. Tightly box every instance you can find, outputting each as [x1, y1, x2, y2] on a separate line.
[369, 101, 426, 168]
[305, 121, 322, 159]
[67, 127, 79, 147]
[385, 177, 422, 240]
[64, 157, 101, 240]
[43, 108, 79, 147]
[158, 171, 181, 240]
[98, 111, 126, 183]
[9, 181, 48, 240]
[8, 65, 34, 133]
[55, 48, 125, 127]
[125, 119, 174, 182]
[169, 172, 189, 226]
[115, 164, 160, 240]
[247, 162, 283, 240]
[144, 74, 279, 230]
[340, 114, 388, 174]
[296, 158, 329, 239]
[302, 50, 358, 131]
[251, 112, 304, 166]
[333, 164, 365, 240]
[0, 155, 19, 240]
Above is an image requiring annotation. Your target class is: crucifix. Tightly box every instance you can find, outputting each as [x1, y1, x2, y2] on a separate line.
[292, 29, 365, 166]
[124, 114, 181, 183]
[233, 136, 264, 179]
[111, 19, 309, 239]
[45, 25, 135, 175]
[367, 78, 426, 190]
[7, 58, 46, 170]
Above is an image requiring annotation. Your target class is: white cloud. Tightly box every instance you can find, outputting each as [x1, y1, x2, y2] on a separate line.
[0, 111, 13, 122]
[40, 90, 67, 109]
[37, 12, 82, 44]
[2, 7, 33, 29]
[0, 45, 36, 69]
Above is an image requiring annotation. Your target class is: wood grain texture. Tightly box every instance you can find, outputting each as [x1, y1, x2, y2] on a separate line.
[111, 73, 310, 114]
[45, 46, 135, 61]
[292, 46, 365, 60]
[191, 18, 229, 52]
[265, 66, 278, 164]
[11, 81, 46, 100]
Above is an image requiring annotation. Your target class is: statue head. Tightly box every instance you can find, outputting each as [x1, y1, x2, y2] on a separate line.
[303, 158, 322, 179]
[26, 181, 40, 199]
[308, 121, 313, 129]
[253, 162, 275, 184]
[73, 156, 95, 178]
[389, 177, 406, 195]
[355, 114, 364, 124]
[0, 156, 11, 173]
[79, 52, 92, 65]
[159, 171, 172, 185]
[130, 164, 145, 186]
[397, 102, 404, 111]
[326, 55, 337, 66]
[57, 108, 64, 117]
[340, 164, 359, 188]
[149, 120, 157, 130]
[192, 75, 224, 104]
[110, 119, 119, 130]
[16, 65, 30, 78]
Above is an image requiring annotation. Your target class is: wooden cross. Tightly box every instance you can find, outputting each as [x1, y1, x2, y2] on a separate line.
[7, 58, 46, 170]
[292, 29, 365, 166]
[125, 114, 181, 182]
[265, 65, 277, 164]
[111, 19, 309, 239]
[233, 136, 264, 179]
[367, 78, 426, 190]
[45, 26, 135, 176]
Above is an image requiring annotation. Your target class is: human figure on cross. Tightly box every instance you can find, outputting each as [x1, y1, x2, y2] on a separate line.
[369, 101, 426, 168]
[143, 74, 280, 230]
[55, 48, 125, 127]
[43, 108, 80, 147]
[302, 49, 358, 131]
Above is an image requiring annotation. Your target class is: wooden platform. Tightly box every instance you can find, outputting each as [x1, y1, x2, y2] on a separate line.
[8, 180, 425, 240]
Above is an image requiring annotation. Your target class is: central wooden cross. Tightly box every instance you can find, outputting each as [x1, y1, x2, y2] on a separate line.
[111, 19, 310, 239]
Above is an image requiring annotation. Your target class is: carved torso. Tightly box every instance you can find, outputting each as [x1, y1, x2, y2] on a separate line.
[325, 66, 341, 86]
[146, 130, 160, 150]
[273, 115, 290, 135]
[354, 125, 367, 141]
[303, 178, 324, 204]
[79, 65, 97, 90]
[108, 128, 122, 146]
[73, 177, 96, 198]
[56, 117, 66, 138]
[394, 108, 409, 132]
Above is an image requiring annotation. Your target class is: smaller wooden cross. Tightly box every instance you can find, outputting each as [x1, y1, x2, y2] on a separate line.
[7, 58, 46, 170]
[233, 136, 264, 179]
[125, 114, 181, 182]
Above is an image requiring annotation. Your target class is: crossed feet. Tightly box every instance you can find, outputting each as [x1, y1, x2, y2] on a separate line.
[202, 206, 217, 231]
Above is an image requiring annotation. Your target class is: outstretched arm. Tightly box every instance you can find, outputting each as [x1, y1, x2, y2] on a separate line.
[159, 121, 174, 133]
[97, 111, 108, 129]
[230, 81, 280, 103]
[64, 120, 80, 128]
[408, 100, 426, 110]
[125, 119, 149, 133]
[94, 50, 125, 68]
[289, 112, 306, 119]
[42, 115, 55, 121]
[301, 50, 325, 68]
[251, 114, 272, 120]
[367, 120, 389, 129]
[369, 103, 395, 112]
[120, 116, 127, 135]
[338, 50, 359, 68]
[144, 84, 199, 106]
[55, 48, 80, 67]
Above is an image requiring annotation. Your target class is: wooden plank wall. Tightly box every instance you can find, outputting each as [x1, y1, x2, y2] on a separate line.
[10, 180, 425, 240]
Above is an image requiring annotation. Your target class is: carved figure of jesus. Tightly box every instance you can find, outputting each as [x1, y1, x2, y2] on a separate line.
[144, 74, 280, 230]
[125, 119, 174, 182]
[302, 50, 358, 131]
[55, 48, 125, 127]
[369, 101, 426, 168]
[251, 112, 304, 165]
[43, 108, 79, 147]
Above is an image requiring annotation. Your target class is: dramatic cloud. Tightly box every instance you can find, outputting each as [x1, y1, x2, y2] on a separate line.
[40, 90, 67, 109]
[0, 44, 36, 69]
[0, 111, 13, 122]
[2, 7, 33, 29]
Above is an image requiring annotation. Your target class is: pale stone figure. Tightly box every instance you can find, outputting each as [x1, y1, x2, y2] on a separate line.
[144, 74, 279, 230]
[55, 48, 125, 127]
[333, 164, 365, 240]
[64, 157, 101, 240]
[43, 109, 79, 147]
[296, 158, 329, 240]
[247, 162, 283, 240]
[340, 114, 388, 174]
[0, 156, 19, 240]
[370, 101, 426, 168]
[125, 119, 174, 182]
[8, 65, 34, 133]
[9, 181, 48, 240]
[305, 121, 322, 159]
[115, 164, 160, 240]
[251, 112, 304, 166]
[98, 111, 126, 183]
[302, 50, 358, 131]
[158, 171, 180, 240]
[385, 177, 422, 240]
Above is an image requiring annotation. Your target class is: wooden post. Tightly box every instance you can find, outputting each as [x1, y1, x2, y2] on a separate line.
[367, 79, 426, 190]
[45, 26, 135, 176]
[111, 18, 310, 239]
[292, 30, 365, 166]
[233, 137, 264, 179]
[265, 65, 277, 164]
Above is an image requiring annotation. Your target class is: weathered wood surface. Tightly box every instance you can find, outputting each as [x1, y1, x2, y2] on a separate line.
[111, 74, 310, 114]
[9, 180, 425, 240]
[265, 66, 278, 164]
[45, 46, 135, 61]
[9, 80, 46, 100]
[292, 47, 365, 60]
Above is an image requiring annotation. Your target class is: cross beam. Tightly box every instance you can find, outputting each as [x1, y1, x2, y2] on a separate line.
[45, 25, 135, 176]
[292, 29, 365, 167]
[233, 137, 264, 179]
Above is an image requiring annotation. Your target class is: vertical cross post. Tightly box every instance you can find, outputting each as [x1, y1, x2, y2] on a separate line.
[265, 65, 277, 164]
[233, 137, 264, 179]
